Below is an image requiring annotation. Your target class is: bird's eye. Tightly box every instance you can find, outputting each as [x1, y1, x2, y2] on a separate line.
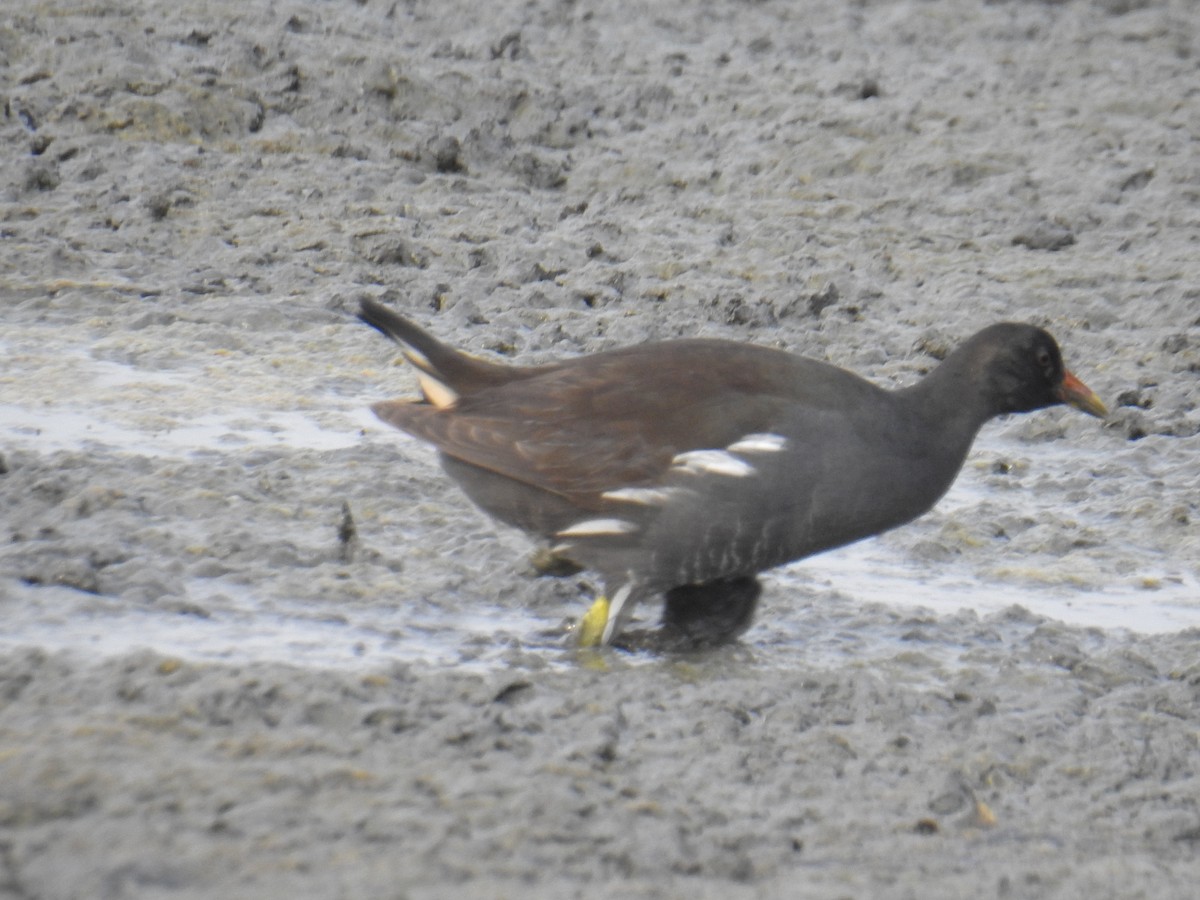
[1035, 347, 1053, 377]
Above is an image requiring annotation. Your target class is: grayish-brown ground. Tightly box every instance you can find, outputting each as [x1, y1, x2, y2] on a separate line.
[2, 0, 1199, 897]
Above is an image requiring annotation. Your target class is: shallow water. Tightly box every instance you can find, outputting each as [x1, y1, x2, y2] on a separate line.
[0, 346, 372, 457]
[0, 578, 550, 671]
[799, 435, 1200, 635]
[2, 390, 1193, 671]
[4, 2, 1199, 896]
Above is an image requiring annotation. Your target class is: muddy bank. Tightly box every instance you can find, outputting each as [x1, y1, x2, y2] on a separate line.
[2, 0, 1199, 896]
[3, 622, 1199, 899]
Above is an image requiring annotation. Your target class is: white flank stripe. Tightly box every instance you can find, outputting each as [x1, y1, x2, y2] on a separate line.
[600, 486, 681, 505]
[727, 433, 788, 454]
[671, 449, 755, 478]
[556, 518, 639, 538]
[602, 581, 636, 645]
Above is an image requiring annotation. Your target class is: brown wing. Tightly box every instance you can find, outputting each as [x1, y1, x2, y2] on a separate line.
[372, 340, 823, 500]
[372, 401, 671, 497]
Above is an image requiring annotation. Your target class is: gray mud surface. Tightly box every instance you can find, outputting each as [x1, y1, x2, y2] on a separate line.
[2, 0, 1199, 897]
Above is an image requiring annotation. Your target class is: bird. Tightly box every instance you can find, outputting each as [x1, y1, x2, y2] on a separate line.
[358, 298, 1107, 648]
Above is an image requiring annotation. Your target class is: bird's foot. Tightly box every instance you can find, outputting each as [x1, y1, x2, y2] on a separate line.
[657, 576, 762, 648]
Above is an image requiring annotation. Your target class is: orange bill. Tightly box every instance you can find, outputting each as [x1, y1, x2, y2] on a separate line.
[1057, 369, 1108, 419]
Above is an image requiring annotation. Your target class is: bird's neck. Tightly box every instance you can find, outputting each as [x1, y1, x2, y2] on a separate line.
[892, 350, 996, 470]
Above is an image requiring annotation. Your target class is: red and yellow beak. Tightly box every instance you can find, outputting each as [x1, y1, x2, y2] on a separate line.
[1057, 370, 1108, 419]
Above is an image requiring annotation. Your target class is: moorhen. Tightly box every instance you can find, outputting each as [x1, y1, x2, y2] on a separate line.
[359, 299, 1107, 647]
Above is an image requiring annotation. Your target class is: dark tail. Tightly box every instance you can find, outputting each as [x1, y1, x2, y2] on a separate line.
[358, 298, 529, 395]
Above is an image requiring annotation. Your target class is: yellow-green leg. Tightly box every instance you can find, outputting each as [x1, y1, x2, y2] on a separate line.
[576, 595, 611, 647]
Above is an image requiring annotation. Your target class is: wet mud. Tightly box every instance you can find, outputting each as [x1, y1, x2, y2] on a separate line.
[1, 0, 1198, 897]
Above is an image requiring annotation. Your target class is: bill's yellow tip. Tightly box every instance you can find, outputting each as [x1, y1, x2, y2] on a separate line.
[577, 595, 611, 647]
